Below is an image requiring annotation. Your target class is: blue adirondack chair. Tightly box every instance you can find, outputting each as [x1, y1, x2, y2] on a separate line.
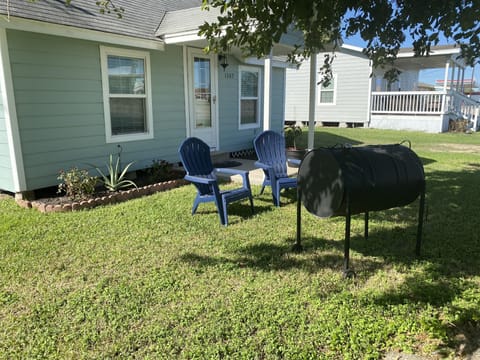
[178, 137, 254, 226]
[253, 130, 298, 207]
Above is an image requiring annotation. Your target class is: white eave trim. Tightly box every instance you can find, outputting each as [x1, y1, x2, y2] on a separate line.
[243, 57, 295, 69]
[0, 16, 165, 50]
[397, 48, 461, 58]
[340, 44, 364, 53]
[161, 30, 203, 44]
[161, 28, 303, 61]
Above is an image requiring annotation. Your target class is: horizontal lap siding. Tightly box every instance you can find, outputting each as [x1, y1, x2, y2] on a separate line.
[270, 67, 285, 133]
[137, 45, 186, 166]
[285, 51, 371, 124]
[218, 58, 261, 151]
[9, 31, 104, 189]
[8, 30, 186, 190]
[317, 51, 370, 124]
[285, 62, 310, 122]
[218, 60, 286, 152]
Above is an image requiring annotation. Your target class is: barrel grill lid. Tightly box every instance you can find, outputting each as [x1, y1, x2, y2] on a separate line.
[298, 149, 344, 218]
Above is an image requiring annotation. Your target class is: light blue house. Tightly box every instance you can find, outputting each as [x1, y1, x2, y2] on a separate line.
[0, 0, 295, 197]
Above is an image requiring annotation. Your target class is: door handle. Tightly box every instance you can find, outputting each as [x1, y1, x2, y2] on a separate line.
[212, 95, 217, 104]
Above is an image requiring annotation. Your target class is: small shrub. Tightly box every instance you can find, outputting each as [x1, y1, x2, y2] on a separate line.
[92, 154, 137, 192]
[284, 124, 303, 148]
[57, 167, 97, 200]
[146, 159, 174, 183]
[448, 118, 470, 132]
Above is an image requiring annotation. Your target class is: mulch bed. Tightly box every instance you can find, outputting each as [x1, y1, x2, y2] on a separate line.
[15, 170, 188, 213]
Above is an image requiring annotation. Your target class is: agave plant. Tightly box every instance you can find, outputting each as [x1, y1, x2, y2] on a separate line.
[93, 154, 137, 192]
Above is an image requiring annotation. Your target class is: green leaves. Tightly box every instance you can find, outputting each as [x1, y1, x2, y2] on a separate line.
[57, 167, 97, 200]
[284, 124, 303, 148]
[199, 0, 480, 76]
[92, 154, 137, 192]
[95, 0, 124, 18]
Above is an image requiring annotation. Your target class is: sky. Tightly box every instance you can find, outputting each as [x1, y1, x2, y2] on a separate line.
[344, 33, 478, 89]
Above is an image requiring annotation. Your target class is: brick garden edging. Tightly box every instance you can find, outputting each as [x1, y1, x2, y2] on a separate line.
[15, 179, 188, 213]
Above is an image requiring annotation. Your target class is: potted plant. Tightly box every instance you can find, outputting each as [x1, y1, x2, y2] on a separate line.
[284, 124, 307, 166]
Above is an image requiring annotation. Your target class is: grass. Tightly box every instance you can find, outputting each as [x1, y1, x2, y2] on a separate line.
[1, 127, 480, 359]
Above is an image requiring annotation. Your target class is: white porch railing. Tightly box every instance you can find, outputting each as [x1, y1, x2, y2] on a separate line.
[371, 91, 445, 114]
[446, 91, 480, 129]
[371, 91, 480, 130]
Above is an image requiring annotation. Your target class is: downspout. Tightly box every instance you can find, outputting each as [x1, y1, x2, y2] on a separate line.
[0, 28, 27, 194]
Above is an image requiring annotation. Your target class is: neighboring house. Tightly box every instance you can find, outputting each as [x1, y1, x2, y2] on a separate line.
[0, 0, 296, 197]
[285, 44, 480, 133]
[286, 44, 372, 128]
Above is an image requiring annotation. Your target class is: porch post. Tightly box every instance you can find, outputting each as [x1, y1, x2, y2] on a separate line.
[441, 61, 451, 114]
[455, 64, 462, 92]
[263, 51, 272, 131]
[443, 61, 450, 92]
[460, 67, 465, 93]
[307, 53, 317, 149]
[450, 62, 456, 91]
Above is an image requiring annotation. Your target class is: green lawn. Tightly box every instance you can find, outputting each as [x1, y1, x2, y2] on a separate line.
[1, 128, 479, 359]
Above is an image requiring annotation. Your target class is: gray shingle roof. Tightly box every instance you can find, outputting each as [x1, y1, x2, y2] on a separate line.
[0, 0, 203, 40]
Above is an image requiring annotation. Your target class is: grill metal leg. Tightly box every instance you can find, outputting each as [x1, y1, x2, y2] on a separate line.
[293, 188, 303, 252]
[364, 211, 369, 240]
[416, 190, 426, 256]
[343, 194, 355, 278]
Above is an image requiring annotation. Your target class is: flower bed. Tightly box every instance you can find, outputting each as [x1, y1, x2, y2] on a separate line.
[15, 179, 188, 213]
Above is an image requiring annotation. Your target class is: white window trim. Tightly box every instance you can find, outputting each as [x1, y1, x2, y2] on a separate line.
[100, 46, 154, 143]
[318, 73, 337, 105]
[238, 65, 262, 130]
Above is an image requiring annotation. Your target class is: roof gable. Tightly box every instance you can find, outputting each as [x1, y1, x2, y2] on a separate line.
[156, 6, 220, 38]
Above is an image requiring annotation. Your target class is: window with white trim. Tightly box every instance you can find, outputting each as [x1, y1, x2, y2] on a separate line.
[100, 46, 153, 142]
[239, 66, 261, 128]
[318, 74, 337, 104]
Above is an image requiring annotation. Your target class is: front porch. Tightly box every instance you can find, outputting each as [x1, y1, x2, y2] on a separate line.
[370, 90, 480, 133]
[369, 46, 480, 133]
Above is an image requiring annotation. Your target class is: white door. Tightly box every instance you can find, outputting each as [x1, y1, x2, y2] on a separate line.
[187, 48, 218, 149]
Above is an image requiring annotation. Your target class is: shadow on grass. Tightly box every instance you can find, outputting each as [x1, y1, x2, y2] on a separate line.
[180, 239, 382, 274]
[181, 165, 480, 357]
[296, 131, 363, 149]
[335, 167, 480, 356]
[182, 167, 480, 278]
[189, 199, 274, 225]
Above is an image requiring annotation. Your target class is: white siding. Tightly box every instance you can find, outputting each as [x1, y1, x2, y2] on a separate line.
[285, 62, 310, 122]
[370, 114, 448, 133]
[285, 49, 372, 125]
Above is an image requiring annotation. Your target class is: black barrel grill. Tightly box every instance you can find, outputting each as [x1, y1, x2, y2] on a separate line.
[295, 143, 426, 277]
